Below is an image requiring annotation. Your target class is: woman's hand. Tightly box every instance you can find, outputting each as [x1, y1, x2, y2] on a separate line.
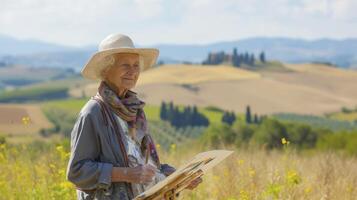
[112, 164, 157, 184]
[128, 164, 157, 184]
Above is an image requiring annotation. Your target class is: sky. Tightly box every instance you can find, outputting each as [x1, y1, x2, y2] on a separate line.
[0, 0, 356, 47]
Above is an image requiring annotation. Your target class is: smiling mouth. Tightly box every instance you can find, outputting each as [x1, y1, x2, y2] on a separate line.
[123, 78, 134, 80]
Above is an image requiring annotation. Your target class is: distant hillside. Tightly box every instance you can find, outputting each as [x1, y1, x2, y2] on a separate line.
[0, 65, 77, 89]
[154, 38, 357, 68]
[0, 34, 357, 69]
[0, 34, 73, 55]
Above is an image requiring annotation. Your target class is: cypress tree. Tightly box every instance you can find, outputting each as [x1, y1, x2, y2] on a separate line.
[259, 51, 266, 63]
[244, 52, 249, 64]
[160, 101, 167, 120]
[246, 105, 252, 124]
[250, 54, 255, 66]
[253, 113, 259, 124]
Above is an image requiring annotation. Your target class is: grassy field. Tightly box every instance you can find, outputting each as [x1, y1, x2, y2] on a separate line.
[0, 86, 69, 103]
[41, 98, 225, 124]
[273, 113, 357, 131]
[327, 111, 357, 122]
[0, 98, 224, 144]
[1, 139, 356, 200]
[0, 75, 93, 102]
[0, 104, 52, 138]
[0, 65, 73, 82]
[248, 60, 292, 72]
[136, 64, 261, 85]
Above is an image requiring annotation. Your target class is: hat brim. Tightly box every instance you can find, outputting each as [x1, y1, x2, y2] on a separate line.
[81, 48, 159, 80]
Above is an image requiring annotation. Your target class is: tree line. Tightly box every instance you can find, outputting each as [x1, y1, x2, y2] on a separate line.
[160, 101, 209, 128]
[203, 48, 266, 67]
[221, 105, 263, 125]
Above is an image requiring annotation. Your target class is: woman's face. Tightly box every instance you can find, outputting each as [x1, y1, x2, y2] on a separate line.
[104, 53, 140, 90]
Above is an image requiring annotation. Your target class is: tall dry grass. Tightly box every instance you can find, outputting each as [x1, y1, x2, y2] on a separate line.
[0, 140, 356, 200]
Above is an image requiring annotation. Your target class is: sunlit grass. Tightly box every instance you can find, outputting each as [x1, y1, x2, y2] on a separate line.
[42, 98, 88, 115]
[329, 111, 357, 122]
[42, 99, 226, 124]
[1, 139, 357, 200]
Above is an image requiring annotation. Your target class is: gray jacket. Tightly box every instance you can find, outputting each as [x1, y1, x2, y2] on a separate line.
[67, 99, 134, 200]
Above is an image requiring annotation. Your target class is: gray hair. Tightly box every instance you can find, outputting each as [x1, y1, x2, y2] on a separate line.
[100, 54, 144, 80]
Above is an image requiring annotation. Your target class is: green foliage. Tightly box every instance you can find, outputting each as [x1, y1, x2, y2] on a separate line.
[252, 60, 291, 72]
[160, 101, 209, 128]
[148, 120, 188, 149]
[0, 139, 75, 199]
[259, 51, 266, 63]
[41, 99, 209, 142]
[288, 123, 319, 149]
[148, 120, 206, 150]
[204, 106, 224, 113]
[201, 116, 357, 154]
[0, 86, 69, 102]
[202, 48, 257, 67]
[231, 122, 254, 147]
[317, 131, 357, 155]
[145, 104, 223, 124]
[0, 135, 5, 144]
[41, 99, 88, 137]
[253, 118, 289, 149]
[1, 79, 41, 86]
[341, 106, 355, 114]
[221, 111, 236, 125]
[274, 113, 357, 131]
[246, 105, 252, 124]
[200, 123, 234, 148]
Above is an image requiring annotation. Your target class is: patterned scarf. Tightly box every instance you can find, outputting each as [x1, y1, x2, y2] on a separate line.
[96, 81, 161, 167]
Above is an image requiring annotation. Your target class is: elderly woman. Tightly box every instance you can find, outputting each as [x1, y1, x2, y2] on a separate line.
[66, 34, 201, 200]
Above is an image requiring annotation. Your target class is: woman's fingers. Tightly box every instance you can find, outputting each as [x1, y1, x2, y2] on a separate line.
[144, 164, 157, 173]
[137, 164, 156, 183]
[128, 164, 158, 184]
[143, 164, 156, 176]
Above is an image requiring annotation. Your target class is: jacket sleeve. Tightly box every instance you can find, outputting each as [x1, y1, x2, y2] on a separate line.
[66, 112, 113, 190]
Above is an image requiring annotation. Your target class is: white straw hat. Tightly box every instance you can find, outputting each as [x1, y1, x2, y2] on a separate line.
[81, 33, 159, 80]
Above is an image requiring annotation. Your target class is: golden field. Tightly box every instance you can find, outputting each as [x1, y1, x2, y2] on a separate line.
[133, 63, 357, 115]
[0, 104, 52, 141]
[71, 63, 357, 115]
[0, 140, 356, 200]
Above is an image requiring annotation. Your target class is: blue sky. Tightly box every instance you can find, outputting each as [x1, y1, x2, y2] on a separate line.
[0, 0, 356, 46]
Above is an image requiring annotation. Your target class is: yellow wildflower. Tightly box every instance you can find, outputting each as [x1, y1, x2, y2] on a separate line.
[286, 169, 301, 185]
[248, 168, 256, 177]
[22, 116, 31, 125]
[170, 143, 176, 150]
[239, 189, 249, 200]
[281, 138, 290, 145]
[304, 186, 312, 194]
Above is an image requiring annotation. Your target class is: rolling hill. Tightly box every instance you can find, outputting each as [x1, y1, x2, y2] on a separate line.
[77, 63, 357, 115]
[129, 63, 357, 115]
